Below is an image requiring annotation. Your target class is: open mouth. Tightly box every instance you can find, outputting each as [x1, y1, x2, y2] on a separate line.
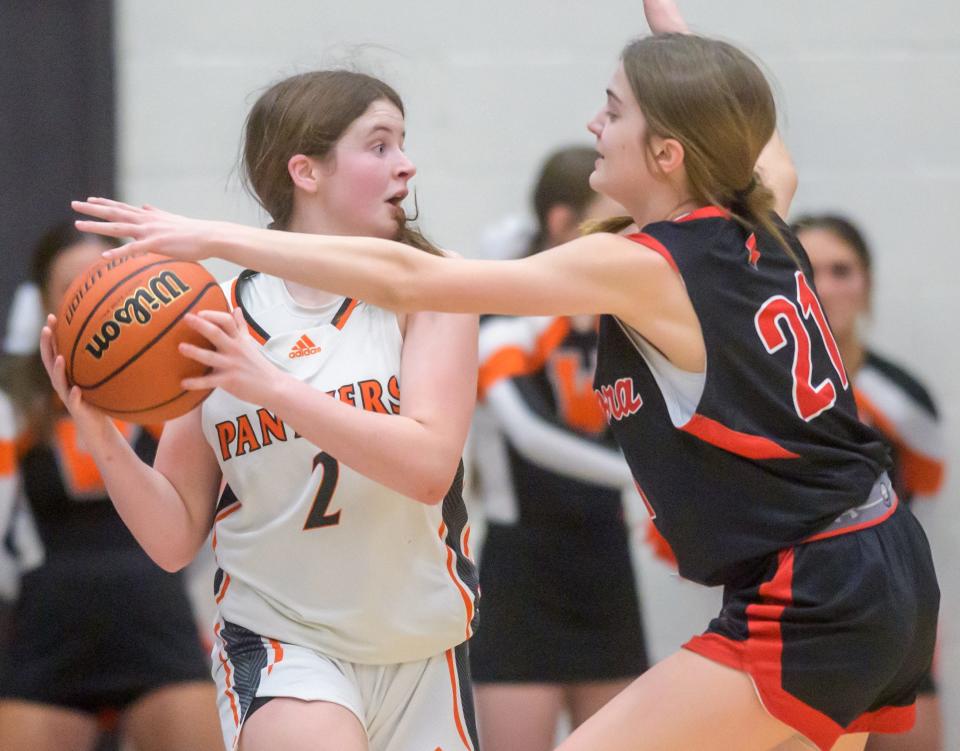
[386, 191, 408, 207]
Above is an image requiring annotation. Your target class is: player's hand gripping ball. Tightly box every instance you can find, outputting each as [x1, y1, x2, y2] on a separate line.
[54, 253, 229, 423]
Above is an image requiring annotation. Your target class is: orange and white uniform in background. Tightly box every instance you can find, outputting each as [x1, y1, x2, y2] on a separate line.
[203, 271, 478, 751]
[853, 351, 945, 504]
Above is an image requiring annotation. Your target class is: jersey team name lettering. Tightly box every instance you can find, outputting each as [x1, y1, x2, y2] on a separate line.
[84, 270, 191, 360]
[595, 377, 643, 422]
[215, 375, 400, 461]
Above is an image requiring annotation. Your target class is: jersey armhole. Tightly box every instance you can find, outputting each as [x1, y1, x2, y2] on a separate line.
[627, 232, 680, 276]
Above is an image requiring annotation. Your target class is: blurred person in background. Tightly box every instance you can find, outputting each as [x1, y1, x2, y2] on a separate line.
[794, 214, 946, 751]
[470, 146, 648, 751]
[0, 222, 221, 751]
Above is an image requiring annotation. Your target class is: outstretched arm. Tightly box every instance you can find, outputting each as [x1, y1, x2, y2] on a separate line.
[643, 0, 689, 33]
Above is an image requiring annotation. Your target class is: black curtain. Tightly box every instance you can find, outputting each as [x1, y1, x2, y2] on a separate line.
[0, 0, 115, 326]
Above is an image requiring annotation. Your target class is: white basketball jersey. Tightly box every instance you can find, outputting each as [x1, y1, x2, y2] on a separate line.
[201, 272, 477, 665]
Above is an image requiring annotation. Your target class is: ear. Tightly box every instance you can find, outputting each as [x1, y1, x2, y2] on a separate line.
[649, 135, 685, 177]
[287, 154, 321, 194]
[545, 204, 578, 245]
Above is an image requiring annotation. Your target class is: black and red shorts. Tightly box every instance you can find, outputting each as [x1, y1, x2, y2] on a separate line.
[685, 480, 939, 750]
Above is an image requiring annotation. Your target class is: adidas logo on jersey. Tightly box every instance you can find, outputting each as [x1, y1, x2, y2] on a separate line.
[288, 334, 321, 359]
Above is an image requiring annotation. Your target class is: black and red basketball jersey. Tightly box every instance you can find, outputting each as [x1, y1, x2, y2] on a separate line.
[594, 207, 890, 586]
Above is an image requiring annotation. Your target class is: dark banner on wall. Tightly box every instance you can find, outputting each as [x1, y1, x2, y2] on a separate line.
[0, 0, 115, 335]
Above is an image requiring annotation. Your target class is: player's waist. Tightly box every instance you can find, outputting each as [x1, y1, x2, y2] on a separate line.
[802, 472, 897, 544]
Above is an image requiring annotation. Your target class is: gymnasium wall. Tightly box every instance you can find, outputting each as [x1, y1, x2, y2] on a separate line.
[116, 0, 960, 742]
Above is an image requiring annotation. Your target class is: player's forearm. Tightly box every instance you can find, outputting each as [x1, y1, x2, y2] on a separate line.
[213, 224, 435, 313]
[83, 424, 209, 570]
[266, 376, 462, 505]
[643, 0, 689, 33]
[756, 131, 798, 218]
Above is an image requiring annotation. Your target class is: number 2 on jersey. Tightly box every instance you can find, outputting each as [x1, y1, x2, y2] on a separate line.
[303, 451, 341, 530]
[755, 270, 848, 422]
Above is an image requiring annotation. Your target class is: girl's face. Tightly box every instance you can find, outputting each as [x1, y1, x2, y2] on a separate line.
[45, 241, 108, 313]
[317, 99, 416, 239]
[797, 227, 870, 340]
[586, 63, 655, 214]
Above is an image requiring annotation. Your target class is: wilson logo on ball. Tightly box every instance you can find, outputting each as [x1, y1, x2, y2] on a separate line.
[84, 271, 192, 360]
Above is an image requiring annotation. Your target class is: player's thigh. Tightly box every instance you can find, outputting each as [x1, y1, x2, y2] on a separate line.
[122, 681, 222, 751]
[866, 692, 942, 751]
[555, 649, 798, 751]
[564, 677, 634, 729]
[474, 682, 564, 751]
[0, 699, 100, 751]
[238, 697, 367, 751]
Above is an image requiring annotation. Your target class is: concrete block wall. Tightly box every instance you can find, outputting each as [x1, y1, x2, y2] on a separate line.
[117, 0, 960, 742]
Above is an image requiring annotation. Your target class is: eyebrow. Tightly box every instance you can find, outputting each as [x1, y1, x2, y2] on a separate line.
[606, 88, 622, 104]
[367, 124, 405, 139]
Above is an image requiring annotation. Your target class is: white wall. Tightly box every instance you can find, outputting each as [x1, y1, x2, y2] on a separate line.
[118, 0, 960, 742]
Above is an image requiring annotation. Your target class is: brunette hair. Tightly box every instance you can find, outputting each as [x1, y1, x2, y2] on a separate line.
[791, 214, 873, 278]
[242, 70, 440, 255]
[528, 146, 600, 254]
[589, 34, 792, 258]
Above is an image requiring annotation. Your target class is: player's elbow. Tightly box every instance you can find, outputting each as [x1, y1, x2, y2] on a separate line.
[146, 536, 203, 573]
[152, 549, 192, 573]
[407, 457, 461, 506]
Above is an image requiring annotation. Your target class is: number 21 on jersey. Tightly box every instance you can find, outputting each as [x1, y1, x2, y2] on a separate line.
[755, 270, 848, 422]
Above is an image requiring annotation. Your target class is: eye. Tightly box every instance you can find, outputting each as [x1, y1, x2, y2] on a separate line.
[606, 110, 618, 122]
[830, 263, 854, 280]
[374, 143, 386, 155]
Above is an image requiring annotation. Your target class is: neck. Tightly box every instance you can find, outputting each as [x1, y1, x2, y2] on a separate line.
[836, 332, 866, 377]
[279, 212, 352, 308]
[623, 188, 701, 229]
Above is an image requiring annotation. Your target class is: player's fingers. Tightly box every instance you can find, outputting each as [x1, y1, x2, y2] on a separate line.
[181, 374, 218, 391]
[48, 355, 72, 402]
[183, 312, 234, 348]
[72, 199, 142, 224]
[39, 324, 57, 372]
[86, 196, 144, 213]
[99, 241, 152, 260]
[178, 342, 227, 368]
[67, 385, 85, 411]
[196, 309, 241, 335]
[74, 219, 144, 240]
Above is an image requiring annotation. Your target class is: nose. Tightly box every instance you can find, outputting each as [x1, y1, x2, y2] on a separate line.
[397, 152, 416, 180]
[587, 109, 604, 138]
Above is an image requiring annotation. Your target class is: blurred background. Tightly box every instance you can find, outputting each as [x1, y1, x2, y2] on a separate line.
[2, 0, 957, 746]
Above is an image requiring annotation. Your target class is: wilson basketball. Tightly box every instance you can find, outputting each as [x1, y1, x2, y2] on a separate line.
[55, 253, 229, 424]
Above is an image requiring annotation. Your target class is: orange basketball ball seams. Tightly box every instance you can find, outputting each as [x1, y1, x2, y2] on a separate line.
[55, 253, 229, 424]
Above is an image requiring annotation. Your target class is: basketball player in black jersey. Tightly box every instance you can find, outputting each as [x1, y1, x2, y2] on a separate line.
[72, 1, 940, 749]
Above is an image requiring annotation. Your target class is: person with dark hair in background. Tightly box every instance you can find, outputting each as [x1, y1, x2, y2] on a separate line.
[470, 146, 647, 751]
[0, 223, 221, 751]
[794, 214, 946, 751]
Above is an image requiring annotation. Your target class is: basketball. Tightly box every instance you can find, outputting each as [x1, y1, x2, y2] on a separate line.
[54, 253, 229, 424]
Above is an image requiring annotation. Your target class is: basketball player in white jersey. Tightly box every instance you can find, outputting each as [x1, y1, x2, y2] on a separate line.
[41, 71, 480, 751]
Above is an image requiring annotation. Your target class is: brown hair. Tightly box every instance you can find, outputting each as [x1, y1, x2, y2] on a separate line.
[529, 146, 599, 254]
[589, 34, 792, 258]
[242, 70, 440, 255]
